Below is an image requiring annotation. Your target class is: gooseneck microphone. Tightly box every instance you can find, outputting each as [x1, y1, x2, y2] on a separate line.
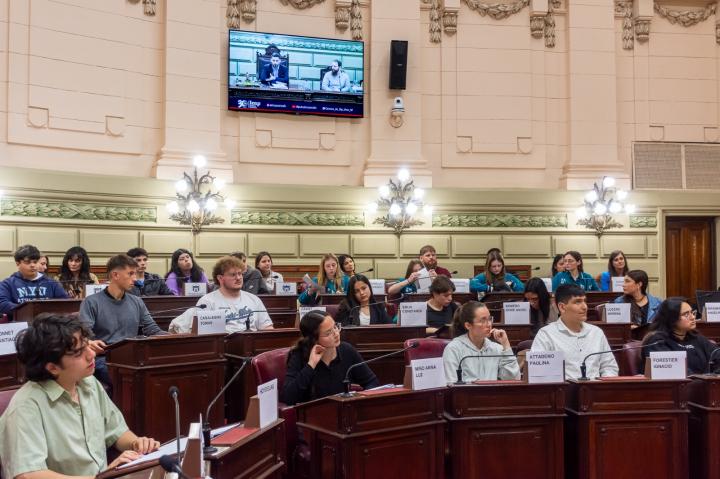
[159, 455, 192, 479]
[455, 353, 517, 384]
[168, 386, 181, 459]
[355, 268, 375, 276]
[348, 294, 404, 313]
[201, 357, 251, 455]
[341, 341, 419, 397]
[579, 340, 661, 381]
[151, 303, 208, 316]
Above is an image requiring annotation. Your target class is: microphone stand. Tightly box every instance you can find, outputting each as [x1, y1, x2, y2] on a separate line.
[341, 341, 419, 397]
[579, 340, 661, 381]
[168, 386, 181, 459]
[455, 353, 516, 385]
[202, 357, 250, 455]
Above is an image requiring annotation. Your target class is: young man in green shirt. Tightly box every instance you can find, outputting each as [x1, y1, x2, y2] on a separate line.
[0, 314, 160, 479]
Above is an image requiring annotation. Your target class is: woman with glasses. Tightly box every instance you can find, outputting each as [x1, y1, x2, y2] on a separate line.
[281, 311, 379, 405]
[442, 301, 519, 383]
[641, 298, 719, 375]
[551, 251, 600, 292]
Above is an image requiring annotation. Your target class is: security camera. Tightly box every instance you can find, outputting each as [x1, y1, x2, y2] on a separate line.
[392, 97, 404, 113]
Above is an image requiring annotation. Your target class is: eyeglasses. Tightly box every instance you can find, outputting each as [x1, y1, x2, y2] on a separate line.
[320, 323, 342, 338]
[472, 318, 493, 326]
[223, 272, 243, 278]
[680, 310, 697, 319]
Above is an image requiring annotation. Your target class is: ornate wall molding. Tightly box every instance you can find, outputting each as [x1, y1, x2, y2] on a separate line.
[654, 1, 716, 27]
[463, 0, 530, 20]
[231, 210, 364, 226]
[432, 213, 568, 228]
[615, 1, 635, 50]
[227, 0, 257, 27]
[280, 0, 326, 8]
[350, 0, 363, 40]
[0, 200, 157, 222]
[629, 215, 658, 228]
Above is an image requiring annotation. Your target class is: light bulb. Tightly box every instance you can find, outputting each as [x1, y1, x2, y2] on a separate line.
[593, 203, 607, 215]
[389, 203, 402, 216]
[379, 185, 390, 198]
[405, 202, 418, 215]
[609, 202, 622, 214]
[575, 207, 588, 219]
[366, 202, 378, 213]
[224, 199, 236, 210]
[602, 176, 616, 188]
[205, 198, 218, 211]
[193, 155, 207, 168]
[187, 199, 200, 213]
[423, 204, 433, 215]
[413, 188, 425, 200]
[585, 190, 598, 203]
[175, 180, 188, 193]
[616, 189, 628, 200]
[213, 178, 226, 190]
[166, 201, 180, 214]
[397, 168, 410, 182]
[625, 204, 637, 214]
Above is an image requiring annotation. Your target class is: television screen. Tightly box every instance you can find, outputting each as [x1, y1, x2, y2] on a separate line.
[228, 30, 364, 118]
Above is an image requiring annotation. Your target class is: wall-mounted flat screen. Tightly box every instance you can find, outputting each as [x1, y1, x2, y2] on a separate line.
[228, 30, 364, 118]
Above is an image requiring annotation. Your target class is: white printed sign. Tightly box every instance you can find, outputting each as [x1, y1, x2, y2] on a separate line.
[704, 302, 720, 322]
[370, 279, 386, 296]
[450, 278, 470, 293]
[184, 282, 207, 297]
[503, 302, 530, 325]
[0, 323, 28, 355]
[399, 302, 427, 326]
[604, 303, 631, 323]
[276, 282, 297, 296]
[257, 379, 279, 428]
[410, 357, 446, 390]
[85, 284, 107, 297]
[541, 278, 553, 292]
[197, 310, 225, 335]
[611, 277, 625, 293]
[298, 306, 326, 320]
[526, 351, 565, 384]
[649, 351, 687, 380]
[416, 268, 432, 293]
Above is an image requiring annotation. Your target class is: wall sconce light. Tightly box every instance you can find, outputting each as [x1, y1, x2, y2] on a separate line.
[390, 96, 404, 128]
[366, 168, 432, 235]
[575, 176, 635, 236]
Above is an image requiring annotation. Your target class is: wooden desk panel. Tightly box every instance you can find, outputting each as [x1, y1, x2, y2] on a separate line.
[499, 322, 631, 349]
[208, 420, 286, 479]
[687, 375, 720, 479]
[0, 354, 22, 390]
[402, 292, 478, 304]
[318, 294, 386, 305]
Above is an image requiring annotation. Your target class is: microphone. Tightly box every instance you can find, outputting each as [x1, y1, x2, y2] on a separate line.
[707, 347, 720, 374]
[150, 304, 208, 316]
[579, 340, 662, 381]
[168, 386, 181, 459]
[341, 341, 419, 397]
[355, 268, 374, 276]
[159, 455, 192, 479]
[202, 357, 250, 454]
[455, 353, 517, 384]
[348, 294, 404, 313]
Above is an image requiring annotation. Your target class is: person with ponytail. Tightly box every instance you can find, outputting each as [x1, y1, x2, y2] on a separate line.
[599, 250, 629, 292]
[551, 251, 599, 292]
[298, 254, 346, 305]
[281, 311, 379, 405]
[470, 251, 524, 293]
[524, 277, 558, 338]
[613, 269, 662, 327]
[335, 275, 391, 326]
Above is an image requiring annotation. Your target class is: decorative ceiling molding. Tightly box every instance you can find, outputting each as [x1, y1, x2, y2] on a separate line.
[231, 210, 365, 226]
[0, 200, 157, 222]
[432, 213, 568, 228]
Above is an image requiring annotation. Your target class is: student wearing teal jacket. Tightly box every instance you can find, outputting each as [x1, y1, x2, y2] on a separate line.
[298, 253, 346, 305]
[470, 251, 525, 293]
[551, 251, 600, 292]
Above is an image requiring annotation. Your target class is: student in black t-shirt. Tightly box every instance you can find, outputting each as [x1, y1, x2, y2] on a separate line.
[426, 276, 458, 334]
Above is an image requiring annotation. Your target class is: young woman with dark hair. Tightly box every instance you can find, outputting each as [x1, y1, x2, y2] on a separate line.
[551, 250, 600, 292]
[56, 246, 99, 299]
[524, 277, 558, 338]
[335, 275, 391, 326]
[387, 259, 424, 296]
[165, 248, 209, 296]
[613, 270, 662, 327]
[550, 254, 564, 277]
[470, 251, 524, 293]
[281, 311, 379, 405]
[255, 251, 283, 292]
[599, 250, 629, 291]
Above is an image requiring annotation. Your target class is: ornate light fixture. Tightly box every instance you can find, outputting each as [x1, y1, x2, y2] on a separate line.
[575, 176, 635, 236]
[166, 155, 235, 235]
[366, 169, 433, 235]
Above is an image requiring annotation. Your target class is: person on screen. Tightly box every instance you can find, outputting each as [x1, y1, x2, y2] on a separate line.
[259, 52, 289, 87]
[532, 284, 618, 380]
[321, 60, 351, 92]
[0, 314, 160, 479]
[281, 311, 379, 405]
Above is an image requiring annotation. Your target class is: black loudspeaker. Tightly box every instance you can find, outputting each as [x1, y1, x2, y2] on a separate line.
[389, 40, 408, 90]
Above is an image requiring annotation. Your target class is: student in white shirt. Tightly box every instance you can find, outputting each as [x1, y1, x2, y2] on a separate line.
[169, 256, 273, 333]
[531, 284, 618, 380]
[442, 301, 519, 383]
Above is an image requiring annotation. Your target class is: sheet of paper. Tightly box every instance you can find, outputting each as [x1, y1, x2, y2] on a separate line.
[258, 378, 279, 428]
[416, 268, 432, 293]
[117, 438, 188, 469]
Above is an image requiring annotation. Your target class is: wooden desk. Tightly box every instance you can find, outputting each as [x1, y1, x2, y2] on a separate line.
[14, 298, 82, 323]
[445, 382, 565, 479]
[499, 322, 631, 349]
[565, 378, 689, 479]
[402, 292, 478, 304]
[694, 322, 720, 344]
[474, 264, 534, 282]
[257, 294, 298, 328]
[106, 334, 226, 442]
[319, 294, 386, 305]
[0, 353, 22, 390]
[295, 388, 445, 478]
[208, 419, 286, 479]
[687, 374, 720, 479]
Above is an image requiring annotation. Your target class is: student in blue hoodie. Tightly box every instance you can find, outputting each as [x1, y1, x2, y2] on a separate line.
[0, 244, 68, 318]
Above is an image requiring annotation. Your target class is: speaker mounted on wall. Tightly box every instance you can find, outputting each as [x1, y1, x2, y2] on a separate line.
[389, 40, 408, 90]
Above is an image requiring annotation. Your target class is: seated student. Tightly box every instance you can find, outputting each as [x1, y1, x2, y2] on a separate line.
[419, 245, 452, 278]
[336, 275, 392, 326]
[532, 284, 618, 380]
[37, 254, 49, 275]
[641, 298, 719, 375]
[426, 276, 459, 334]
[298, 254, 345, 305]
[165, 248, 210, 296]
[550, 254, 564, 277]
[0, 244, 67, 318]
[387, 259, 424, 296]
[599, 250, 629, 292]
[0, 314, 160, 479]
[80, 255, 165, 393]
[442, 301, 519, 383]
[551, 251, 600, 292]
[337, 254, 357, 285]
[55, 246, 100, 299]
[470, 251, 524, 293]
[613, 270, 662, 328]
[230, 252, 270, 295]
[281, 311, 379, 405]
[126, 247, 175, 296]
[524, 277, 558, 338]
[169, 256, 273, 333]
[255, 251, 284, 293]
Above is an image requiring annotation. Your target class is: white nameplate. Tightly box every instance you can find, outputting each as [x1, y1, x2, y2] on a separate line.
[369, 279, 386, 296]
[611, 276, 625, 293]
[541, 278, 553, 292]
[604, 303, 631, 323]
[197, 310, 225, 335]
[502, 302, 530, 325]
[257, 378, 279, 428]
[649, 351, 687, 380]
[85, 284, 107, 296]
[184, 282, 207, 297]
[526, 351, 565, 384]
[450, 278, 470, 293]
[703, 302, 720, 322]
[416, 268, 432, 293]
[298, 306, 326, 319]
[410, 357, 446, 390]
[399, 302, 427, 326]
[0, 323, 29, 355]
[276, 282, 297, 296]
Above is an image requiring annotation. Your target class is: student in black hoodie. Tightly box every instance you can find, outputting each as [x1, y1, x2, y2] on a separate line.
[642, 297, 719, 375]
